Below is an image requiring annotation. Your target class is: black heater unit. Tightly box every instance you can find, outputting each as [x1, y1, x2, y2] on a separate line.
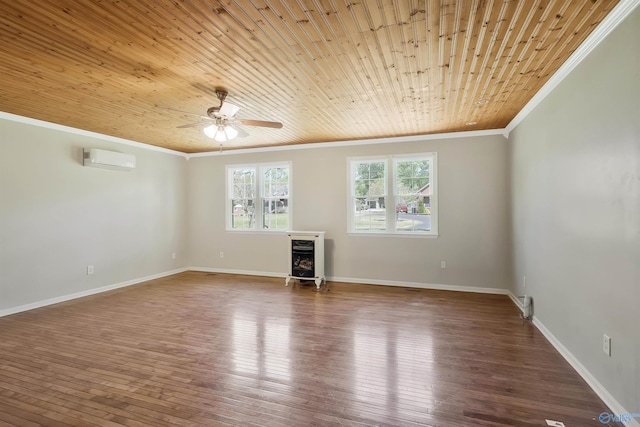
[285, 231, 325, 289]
[291, 239, 315, 278]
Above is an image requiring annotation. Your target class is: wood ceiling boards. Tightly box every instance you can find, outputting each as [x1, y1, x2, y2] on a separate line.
[0, 0, 620, 153]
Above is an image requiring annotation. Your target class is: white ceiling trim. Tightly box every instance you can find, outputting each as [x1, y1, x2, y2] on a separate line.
[186, 129, 508, 158]
[504, 0, 640, 135]
[0, 111, 188, 158]
[1, 109, 506, 158]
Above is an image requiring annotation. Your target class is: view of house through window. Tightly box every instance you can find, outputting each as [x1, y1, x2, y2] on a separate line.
[349, 153, 437, 235]
[352, 160, 387, 231]
[228, 163, 290, 230]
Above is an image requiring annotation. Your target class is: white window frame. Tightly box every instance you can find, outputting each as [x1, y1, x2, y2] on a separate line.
[347, 153, 438, 237]
[226, 161, 291, 232]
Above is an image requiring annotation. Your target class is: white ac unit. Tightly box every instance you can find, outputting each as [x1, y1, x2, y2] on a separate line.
[83, 148, 136, 171]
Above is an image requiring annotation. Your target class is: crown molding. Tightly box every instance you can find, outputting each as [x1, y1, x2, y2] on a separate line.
[505, 0, 640, 135]
[2, 108, 506, 158]
[186, 129, 507, 158]
[0, 111, 188, 158]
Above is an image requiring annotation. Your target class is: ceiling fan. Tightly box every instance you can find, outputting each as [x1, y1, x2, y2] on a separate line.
[174, 90, 283, 143]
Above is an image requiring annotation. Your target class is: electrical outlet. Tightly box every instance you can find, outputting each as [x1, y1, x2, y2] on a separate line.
[603, 334, 611, 356]
[220, 251, 224, 259]
[440, 261, 446, 269]
[172, 252, 176, 259]
[87, 265, 94, 275]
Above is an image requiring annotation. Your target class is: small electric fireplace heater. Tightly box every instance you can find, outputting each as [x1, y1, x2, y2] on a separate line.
[285, 231, 325, 289]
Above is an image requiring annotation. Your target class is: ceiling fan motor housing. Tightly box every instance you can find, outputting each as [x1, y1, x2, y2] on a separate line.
[207, 90, 228, 118]
[215, 90, 228, 102]
[207, 106, 220, 118]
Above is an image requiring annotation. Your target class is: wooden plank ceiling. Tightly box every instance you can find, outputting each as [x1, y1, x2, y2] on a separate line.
[0, 0, 620, 153]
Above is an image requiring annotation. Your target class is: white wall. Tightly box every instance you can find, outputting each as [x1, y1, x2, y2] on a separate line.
[187, 134, 512, 291]
[509, 6, 639, 416]
[0, 119, 188, 312]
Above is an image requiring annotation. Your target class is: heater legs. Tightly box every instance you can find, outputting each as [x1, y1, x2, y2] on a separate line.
[285, 275, 326, 290]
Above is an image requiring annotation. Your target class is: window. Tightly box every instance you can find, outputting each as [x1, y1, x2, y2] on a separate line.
[227, 162, 290, 231]
[348, 153, 437, 236]
[351, 159, 388, 231]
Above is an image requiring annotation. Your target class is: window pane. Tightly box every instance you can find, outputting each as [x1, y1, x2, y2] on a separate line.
[261, 166, 290, 230]
[394, 157, 432, 232]
[368, 162, 385, 179]
[413, 160, 429, 178]
[232, 168, 256, 199]
[354, 161, 386, 198]
[396, 159, 429, 194]
[395, 195, 431, 232]
[231, 199, 255, 229]
[351, 160, 386, 232]
[369, 178, 385, 196]
[262, 167, 289, 197]
[354, 198, 386, 231]
[411, 177, 428, 192]
[352, 161, 386, 232]
[262, 199, 289, 230]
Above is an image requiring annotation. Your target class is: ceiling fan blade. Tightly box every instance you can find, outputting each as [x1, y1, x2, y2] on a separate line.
[177, 120, 211, 129]
[238, 119, 283, 129]
[230, 125, 250, 138]
[219, 102, 240, 118]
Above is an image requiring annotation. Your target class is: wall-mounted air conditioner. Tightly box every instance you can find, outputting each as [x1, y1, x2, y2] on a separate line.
[83, 148, 136, 171]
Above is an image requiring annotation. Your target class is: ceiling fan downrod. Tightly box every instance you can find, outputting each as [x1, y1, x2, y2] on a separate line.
[207, 90, 228, 118]
[216, 90, 228, 104]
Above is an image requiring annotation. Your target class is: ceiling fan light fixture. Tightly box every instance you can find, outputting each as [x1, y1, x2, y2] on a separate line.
[214, 125, 228, 142]
[204, 124, 238, 142]
[225, 125, 238, 140]
[203, 124, 217, 138]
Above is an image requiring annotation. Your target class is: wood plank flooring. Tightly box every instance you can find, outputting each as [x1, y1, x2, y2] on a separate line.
[0, 272, 621, 426]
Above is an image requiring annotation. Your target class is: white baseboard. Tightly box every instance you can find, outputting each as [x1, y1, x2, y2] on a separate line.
[506, 293, 639, 427]
[0, 268, 507, 319]
[0, 268, 188, 318]
[188, 266, 287, 278]
[188, 268, 511, 294]
[532, 317, 639, 427]
[328, 275, 510, 295]
[508, 291, 525, 312]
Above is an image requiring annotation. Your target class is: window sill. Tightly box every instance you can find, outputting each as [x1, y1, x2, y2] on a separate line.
[347, 232, 439, 239]
[225, 229, 290, 234]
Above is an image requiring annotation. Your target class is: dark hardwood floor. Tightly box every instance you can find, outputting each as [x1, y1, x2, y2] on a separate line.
[0, 272, 620, 426]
